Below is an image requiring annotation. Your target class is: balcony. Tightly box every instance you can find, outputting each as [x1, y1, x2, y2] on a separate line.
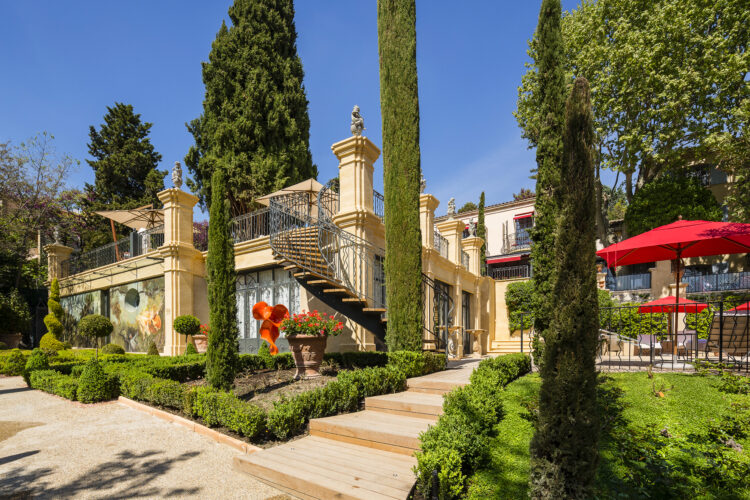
[434, 231, 449, 259]
[606, 272, 651, 291]
[501, 231, 532, 255]
[683, 271, 750, 293]
[490, 265, 530, 281]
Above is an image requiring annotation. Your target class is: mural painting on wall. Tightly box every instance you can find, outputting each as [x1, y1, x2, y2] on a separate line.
[60, 291, 102, 347]
[110, 277, 165, 352]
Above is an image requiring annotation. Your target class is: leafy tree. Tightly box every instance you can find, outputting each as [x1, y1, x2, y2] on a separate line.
[513, 188, 534, 201]
[206, 169, 239, 389]
[78, 314, 113, 358]
[186, 0, 317, 215]
[624, 175, 722, 235]
[84, 103, 165, 250]
[477, 192, 486, 276]
[602, 185, 627, 221]
[378, 0, 424, 351]
[516, 0, 748, 239]
[528, 0, 566, 367]
[531, 78, 599, 499]
[457, 201, 477, 214]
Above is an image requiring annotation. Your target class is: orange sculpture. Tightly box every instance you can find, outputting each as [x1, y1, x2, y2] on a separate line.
[252, 301, 288, 355]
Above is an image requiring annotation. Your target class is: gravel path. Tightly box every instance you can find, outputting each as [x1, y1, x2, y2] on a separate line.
[0, 376, 287, 500]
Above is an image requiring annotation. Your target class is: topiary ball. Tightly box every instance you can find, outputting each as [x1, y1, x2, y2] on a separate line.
[147, 341, 160, 356]
[23, 348, 49, 386]
[173, 315, 201, 337]
[77, 359, 118, 403]
[101, 343, 125, 355]
[184, 343, 198, 355]
[78, 314, 113, 341]
[39, 333, 66, 352]
[3, 349, 27, 376]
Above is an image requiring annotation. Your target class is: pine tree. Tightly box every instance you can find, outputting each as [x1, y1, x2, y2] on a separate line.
[530, 78, 599, 499]
[377, 0, 424, 351]
[477, 192, 486, 276]
[205, 169, 240, 390]
[529, 0, 567, 367]
[185, 0, 317, 215]
[85, 103, 165, 250]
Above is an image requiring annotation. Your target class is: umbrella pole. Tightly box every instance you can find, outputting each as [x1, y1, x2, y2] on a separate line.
[110, 220, 121, 261]
[673, 254, 681, 358]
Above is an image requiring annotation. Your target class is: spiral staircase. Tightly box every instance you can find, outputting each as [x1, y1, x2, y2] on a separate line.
[266, 180, 452, 353]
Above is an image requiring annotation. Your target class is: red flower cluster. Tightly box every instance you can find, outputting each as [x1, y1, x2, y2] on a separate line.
[199, 324, 210, 336]
[280, 310, 344, 337]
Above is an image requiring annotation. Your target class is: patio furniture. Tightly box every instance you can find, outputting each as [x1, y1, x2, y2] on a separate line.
[634, 334, 662, 357]
[599, 330, 636, 358]
[706, 312, 750, 361]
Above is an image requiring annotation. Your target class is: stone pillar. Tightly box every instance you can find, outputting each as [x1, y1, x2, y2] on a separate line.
[435, 218, 465, 266]
[419, 194, 439, 249]
[158, 188, 203, 356]
[597, 272, 608, 290]
[44, 243, 74, 282]
[462, 236, 484, 276]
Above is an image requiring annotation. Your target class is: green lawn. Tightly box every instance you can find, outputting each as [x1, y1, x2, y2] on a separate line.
[467, 371, 750, 499]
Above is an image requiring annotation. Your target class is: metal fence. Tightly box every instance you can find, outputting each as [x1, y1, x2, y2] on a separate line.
[501, 232, 531, 254]
[491, 265, 530, 281]
[373, 190, 384, 220]
[230, 207, 271, 244]
[683, 271, 750, 293]
[606, 272, 652, 291]
[434, 231, 449, 259]
[522, 296, 750, 373]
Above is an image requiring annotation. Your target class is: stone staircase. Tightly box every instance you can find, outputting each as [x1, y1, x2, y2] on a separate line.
[233, 365, 475, 499]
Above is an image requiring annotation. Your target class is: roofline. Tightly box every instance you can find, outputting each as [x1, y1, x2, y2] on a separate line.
[434, 196, 536, 221]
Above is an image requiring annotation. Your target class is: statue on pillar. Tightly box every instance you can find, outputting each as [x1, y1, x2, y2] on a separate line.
[447, 198, 456, 218]
[53, 225, 61, 244]
[172, 161, 183, 189]
[420, 173, 426, 194]
[350, 105, 365, 136]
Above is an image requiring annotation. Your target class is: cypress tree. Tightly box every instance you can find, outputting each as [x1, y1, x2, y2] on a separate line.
[205, 169, 240, 390]
[530, 78, 599, 499]
[377, 0, 424, 351]
[477, 192, 486, 276]
[185, 0, 317, 215]
[529, 0, 567, 366]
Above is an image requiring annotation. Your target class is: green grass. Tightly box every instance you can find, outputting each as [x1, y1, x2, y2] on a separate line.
[467, 372, 750, 499]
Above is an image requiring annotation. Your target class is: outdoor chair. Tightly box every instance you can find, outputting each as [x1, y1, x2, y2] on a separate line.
[634, 334, 662, 357]
[599, 330, 636, 358]
[706, 312, 750, 362]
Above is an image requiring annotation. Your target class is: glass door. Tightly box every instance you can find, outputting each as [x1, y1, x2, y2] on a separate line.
[462, 292, 472, 356]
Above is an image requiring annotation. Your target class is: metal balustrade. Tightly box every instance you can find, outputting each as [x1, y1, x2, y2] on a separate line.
[490, 265, 530, 281]
[501, 231, 532, 255]
[606, 272, 651, 291]
[230, 207, 271, 244]
[434, 231, 449, 259]
[683, 271, 750, 293]
[373, 190, 384, 220]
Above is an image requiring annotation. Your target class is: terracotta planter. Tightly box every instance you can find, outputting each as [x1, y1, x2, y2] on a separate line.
[191, 334, 208, 353]
[0, 332, 22, 349]
[286, 334, 327, 379]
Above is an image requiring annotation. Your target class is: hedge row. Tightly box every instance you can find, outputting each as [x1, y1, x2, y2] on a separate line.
[28, 370, 79, 400]
[414, 353, 531, 499]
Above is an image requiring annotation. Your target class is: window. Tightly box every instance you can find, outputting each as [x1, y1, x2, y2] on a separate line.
[236, 268, 301, 341]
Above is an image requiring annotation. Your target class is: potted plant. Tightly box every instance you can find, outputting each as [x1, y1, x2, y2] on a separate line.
[173, 315, 201, 353]
[280, 310, 343, 379]
[192, 323, 210, 353]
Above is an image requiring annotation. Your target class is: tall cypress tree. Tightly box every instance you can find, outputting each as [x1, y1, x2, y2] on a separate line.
[377, 0, 423, 351]
[477, 192, 486, 276]
[529, 0, 567, 366]
[205, 169, 240, 390]
[530, 78, 599, 499]
[186, 0, 317, 215]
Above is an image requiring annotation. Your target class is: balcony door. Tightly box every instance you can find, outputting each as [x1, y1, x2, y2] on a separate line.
[462, 291, 472, 356]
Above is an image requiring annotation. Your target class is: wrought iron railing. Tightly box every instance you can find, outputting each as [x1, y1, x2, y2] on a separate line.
[422, 273, 454, 355]
[490, 265, 530, 281]
[461, 250, 470, 270]
[683, 271, 750, 293]
[373, 190, 384, 220]
[606, 272, 651, 291]
[434, 231, 449, 259]
[501, 231, 532, 255]
[230, 207, 270, 244]
[60, 225, 165, 278]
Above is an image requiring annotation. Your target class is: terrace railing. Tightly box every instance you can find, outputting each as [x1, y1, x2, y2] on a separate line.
[491, 264, 530, 281]
[606, 272, 652, 292]
[501, 231, 532, 255]
[230, 207, 271, 244]
[373, 190, 384, 220]
[434, 231, 449, 259]
[683, 271, 750, 293]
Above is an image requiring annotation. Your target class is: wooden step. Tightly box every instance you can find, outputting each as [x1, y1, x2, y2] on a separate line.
[342, 297, 367, 304]
[308, 278, 338, 287]
[308, 410, 432, 456]
[365, 391, 444, 421]
[363, 308, 387, 314]
[233, 436, 416, 500]
[322, 287, 356, 296]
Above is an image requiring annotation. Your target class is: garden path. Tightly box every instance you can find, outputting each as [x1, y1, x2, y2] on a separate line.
[233, 358, 481, 500]
[0, 376, 287, 499]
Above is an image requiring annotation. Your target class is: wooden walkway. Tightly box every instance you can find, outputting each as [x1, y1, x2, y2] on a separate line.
[233, 359, 480, 500]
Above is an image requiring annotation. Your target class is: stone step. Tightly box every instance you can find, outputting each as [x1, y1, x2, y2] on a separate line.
[233, 436, 416, 500]
[406, 372, 470, 395]
[365, 391, 444, 421]
[308, 410, 432, 456]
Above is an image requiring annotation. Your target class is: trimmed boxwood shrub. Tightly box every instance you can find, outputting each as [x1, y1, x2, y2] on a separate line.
[101, 343, 125, 355]
[190, 386, 266, 440]
[23, 349, 49, 385]
[77, 359, 119, 403]
[0, 341, 7, 350]
[325, 351, 389, 370]
[29, 369, 78, 400]
[414, 353, 531, 498]
[387, 351, 446, 378]
[49, 361, 85, 375]
[39, 333, 67, 353]
[147, 341, 160, 356]
[184, 343, 198, 355]
[1, 349, 27, 375]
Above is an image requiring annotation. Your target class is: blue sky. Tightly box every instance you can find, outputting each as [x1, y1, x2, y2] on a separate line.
[1, 0, 580, 219]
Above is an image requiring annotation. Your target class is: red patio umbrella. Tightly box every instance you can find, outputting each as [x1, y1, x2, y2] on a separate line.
[638, 296, 708, 314]
[728, 301, 750, 313]
[598, 219, 750, 357]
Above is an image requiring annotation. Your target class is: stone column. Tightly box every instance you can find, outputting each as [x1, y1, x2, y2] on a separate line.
[158, 188, 204, 356]
[44, 243, 74, 282]
[462, 236, 484, 276]
[435, 218, 465, 266]
[419, 194, 439, 249]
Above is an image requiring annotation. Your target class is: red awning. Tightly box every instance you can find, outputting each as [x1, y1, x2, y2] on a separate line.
[487, 255, 525, 264]
[513, 212, 534, 220]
